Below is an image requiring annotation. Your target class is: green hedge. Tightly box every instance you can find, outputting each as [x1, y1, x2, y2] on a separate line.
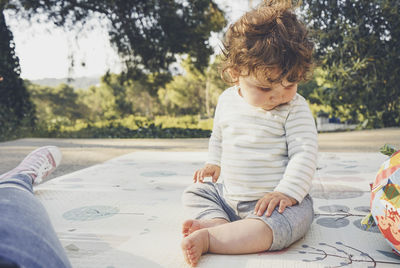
[35, 123, 211, 138]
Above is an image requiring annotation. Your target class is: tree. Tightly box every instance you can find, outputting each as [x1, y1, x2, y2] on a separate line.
[0, 0, 226, 139]
[80, 82, 121, 121]
[0, 9, 35, 140]
[302, 0, 400, 127]
[158, 62, 206, 115]
[26, 81, 89, 123]
[158, 56, 228, 116]
[5, 0, 226, 84]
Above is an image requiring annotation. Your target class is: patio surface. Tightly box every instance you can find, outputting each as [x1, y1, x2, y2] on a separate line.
[1, 128, 399, 179]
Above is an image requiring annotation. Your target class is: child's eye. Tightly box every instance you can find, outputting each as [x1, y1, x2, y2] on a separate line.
[259, 87, 271, 92]
[285, 84, 295, 90]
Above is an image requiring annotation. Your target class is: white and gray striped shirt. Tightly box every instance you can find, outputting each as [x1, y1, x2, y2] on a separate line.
[207, 86, 318, 203]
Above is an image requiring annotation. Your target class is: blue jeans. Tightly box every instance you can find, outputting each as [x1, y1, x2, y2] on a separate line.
[0, 174, 71, 268]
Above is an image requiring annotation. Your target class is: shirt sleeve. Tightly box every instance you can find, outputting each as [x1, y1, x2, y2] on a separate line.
[206, 95, 223, 166]
[274, 97, 318, 203]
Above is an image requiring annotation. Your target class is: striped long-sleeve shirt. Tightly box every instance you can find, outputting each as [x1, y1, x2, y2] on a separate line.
[207, 86, 318, 203]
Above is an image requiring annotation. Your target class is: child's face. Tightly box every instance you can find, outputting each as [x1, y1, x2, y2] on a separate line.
[237, 75, 297, 111]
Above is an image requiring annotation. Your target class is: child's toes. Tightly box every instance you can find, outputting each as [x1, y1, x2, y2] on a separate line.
[182, 219, 202, 237]
[182, 238, 199, 265]
[187, 248, 200, 265]
[181, 229, 208, 267]
[182, 219, 194, 235]
[190, 255, 200, 267]
[188, 256, 198, 266]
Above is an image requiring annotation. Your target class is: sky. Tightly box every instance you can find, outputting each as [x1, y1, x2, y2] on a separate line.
[4, 0, 261, 80]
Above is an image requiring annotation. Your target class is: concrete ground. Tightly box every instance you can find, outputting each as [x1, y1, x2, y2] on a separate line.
[0, 128, 399, 180]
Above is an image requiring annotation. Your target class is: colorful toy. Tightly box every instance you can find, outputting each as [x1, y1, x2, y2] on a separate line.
[362, 144, 400, 255]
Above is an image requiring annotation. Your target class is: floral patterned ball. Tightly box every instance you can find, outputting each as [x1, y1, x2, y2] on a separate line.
[371, 148, 400, 255]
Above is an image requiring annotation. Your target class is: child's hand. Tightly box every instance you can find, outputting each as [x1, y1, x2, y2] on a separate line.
[254, 192, 298, 217]
[193, 164, 221, 183]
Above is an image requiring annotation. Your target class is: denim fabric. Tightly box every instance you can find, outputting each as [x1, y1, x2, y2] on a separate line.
[0, 174, 71, 268]
[0, 255, 19, 268]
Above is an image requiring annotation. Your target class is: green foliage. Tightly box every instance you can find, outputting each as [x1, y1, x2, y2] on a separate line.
[299, 68, 358, 122]
[380, 144, 397, 157]
[81, 76, 130, 121]
[302, 0, 400, 127]
[298, 68, 334, 105]
[1, 0, 227, 141]
[24, 64, 223, 140]
[51, 124, 211, 139]
[6, 0, 227, 83]
[154, 115, 213, 130]
[77, 73, 162, 121]
[158, 56, 228, 116]
[34, 115, 212, 139]
[158, 61, 207, 115]
[0, 10, 35, 141]
[26, 81, 88, 123]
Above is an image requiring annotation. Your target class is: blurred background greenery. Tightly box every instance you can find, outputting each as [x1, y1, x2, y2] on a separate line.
[0, 0, 399, 141]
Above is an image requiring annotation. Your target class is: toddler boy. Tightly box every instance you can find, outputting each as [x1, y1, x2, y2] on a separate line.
[181, 0, 317, 266]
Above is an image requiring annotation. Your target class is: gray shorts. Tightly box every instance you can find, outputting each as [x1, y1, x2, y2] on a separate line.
[182, 182, 314, 251]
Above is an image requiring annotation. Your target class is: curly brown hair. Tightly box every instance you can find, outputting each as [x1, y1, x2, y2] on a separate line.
[221, 0, 314, 84]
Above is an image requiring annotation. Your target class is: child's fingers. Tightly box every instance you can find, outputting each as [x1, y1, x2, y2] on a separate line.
[212, 168, 220, 182]
[278, 199, 290, 213]
[254, 199, 261, 214]
[255, 196, 270, 215]
[193, 165, 220, 183]
[196, 169, 203, 183]
[265, 198, 279, 217]
[197, 171, 202, 183]
[256, 199, 269, 216]
[193, 170, 199, 183]
[198, 169, 206, 183]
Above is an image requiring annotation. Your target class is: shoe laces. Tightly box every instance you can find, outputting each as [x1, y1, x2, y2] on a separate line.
[20, 153, 53, 181]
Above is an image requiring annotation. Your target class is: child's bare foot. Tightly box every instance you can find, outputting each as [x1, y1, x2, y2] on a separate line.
[182, 219, 202, 237]
[181, 229, 209, 267]
[182, 218, 228, 237]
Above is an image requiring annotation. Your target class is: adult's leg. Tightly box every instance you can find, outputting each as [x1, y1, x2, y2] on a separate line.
[0, 146, 72, 268]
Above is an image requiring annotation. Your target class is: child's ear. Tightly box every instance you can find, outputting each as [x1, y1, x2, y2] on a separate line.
[228, 68, 240, 84]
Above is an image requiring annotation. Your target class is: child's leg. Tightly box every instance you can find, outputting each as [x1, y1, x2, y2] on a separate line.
[182, 218, 272, 266]
[181, 182, 238, 236]
[182, 195, 314, 266]
[182, 218, 229, 237]
[0, 146, 71, 268]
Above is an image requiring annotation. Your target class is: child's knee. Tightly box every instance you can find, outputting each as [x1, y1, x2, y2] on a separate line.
[183, 182, 213, 195]
[181, 182, 216, 206]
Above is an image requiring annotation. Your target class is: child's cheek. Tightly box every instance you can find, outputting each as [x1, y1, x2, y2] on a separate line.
[284, 89, 297, 103]
[248, 90, 263, 102]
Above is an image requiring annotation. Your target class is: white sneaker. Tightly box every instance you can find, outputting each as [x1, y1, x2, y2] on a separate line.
[0, 146, 62, 184]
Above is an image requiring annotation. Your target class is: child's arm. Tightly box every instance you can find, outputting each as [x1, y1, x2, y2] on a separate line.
[255, 97, 317, 217]
[192, 95, 223, 183]
[274, 96, 318, 203]
[207, 97, 223, 167]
